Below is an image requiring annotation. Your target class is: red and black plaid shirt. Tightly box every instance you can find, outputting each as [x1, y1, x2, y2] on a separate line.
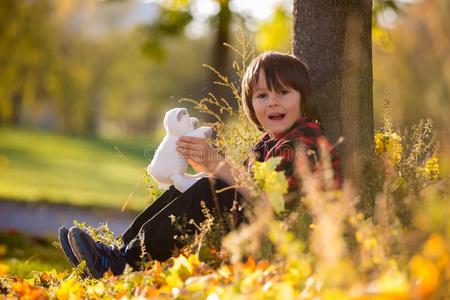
[247, 117, 341, 192]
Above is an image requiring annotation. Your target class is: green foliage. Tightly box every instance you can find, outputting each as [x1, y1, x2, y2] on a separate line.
[254, 5, 292, 52]
[0, 0, 54, 123]
[0, 0, 212, 134]
[371, 98, 441, 227]
[373, 0, 450, 133]
[141, 7, 193, 61]
[72, 220, 123, 248]
[143, 173, 165, 204]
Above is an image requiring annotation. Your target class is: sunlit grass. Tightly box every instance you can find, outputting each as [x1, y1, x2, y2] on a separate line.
[0, 231, 66, 277]
[0, 127, 153, 210]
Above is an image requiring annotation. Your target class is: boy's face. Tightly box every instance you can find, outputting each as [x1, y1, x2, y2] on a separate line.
[251, 70, 302, 137]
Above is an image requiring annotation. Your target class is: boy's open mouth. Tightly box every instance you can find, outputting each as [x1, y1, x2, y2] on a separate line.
[268, 113, 285, 120]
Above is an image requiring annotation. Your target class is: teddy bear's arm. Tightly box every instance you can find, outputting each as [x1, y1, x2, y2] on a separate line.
[185, 127, 213, 139]
[170, 174, 203, 192]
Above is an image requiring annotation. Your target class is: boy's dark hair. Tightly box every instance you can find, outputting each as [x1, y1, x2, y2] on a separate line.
[241, 51, 316, 130]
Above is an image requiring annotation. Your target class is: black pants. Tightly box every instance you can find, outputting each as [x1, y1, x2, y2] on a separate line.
[120, 177, 243, 268]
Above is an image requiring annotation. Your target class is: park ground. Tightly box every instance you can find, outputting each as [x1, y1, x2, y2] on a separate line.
[0, 126, 153, 278]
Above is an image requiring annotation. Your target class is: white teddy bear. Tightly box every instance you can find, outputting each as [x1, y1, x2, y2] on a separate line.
[147, 107, 213, 192]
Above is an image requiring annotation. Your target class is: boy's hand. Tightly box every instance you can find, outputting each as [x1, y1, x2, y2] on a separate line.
[176, 136, 223, 174]
[177, 136, 251, 200]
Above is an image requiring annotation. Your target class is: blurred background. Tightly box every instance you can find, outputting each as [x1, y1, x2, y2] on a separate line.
[0, 0, 448, 214]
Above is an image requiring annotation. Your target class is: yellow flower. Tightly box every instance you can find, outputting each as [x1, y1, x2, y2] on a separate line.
[374, 132, 385, 156]
[421, 156, 440, 180]
[374, 131, 403, 165]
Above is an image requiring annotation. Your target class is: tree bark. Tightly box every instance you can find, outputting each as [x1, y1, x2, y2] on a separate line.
[293, 0, 374, 188]
[211, 0, 231, 80]
[205, 0, 232, 123]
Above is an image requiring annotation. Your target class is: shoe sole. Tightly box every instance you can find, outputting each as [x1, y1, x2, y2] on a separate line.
[58, 226, 79, 267]
[59, 226, 89, 278]
[68, 227, 103, 279]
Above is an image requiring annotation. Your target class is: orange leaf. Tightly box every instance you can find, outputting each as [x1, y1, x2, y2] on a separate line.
[244, 257, 256, 272]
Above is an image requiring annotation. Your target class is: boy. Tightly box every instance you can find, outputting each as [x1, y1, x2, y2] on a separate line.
[59, 51, 340, 278]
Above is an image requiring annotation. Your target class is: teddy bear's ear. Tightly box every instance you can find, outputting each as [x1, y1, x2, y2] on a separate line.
[177, 108, 188, 122]
[191, 117, 199, 129]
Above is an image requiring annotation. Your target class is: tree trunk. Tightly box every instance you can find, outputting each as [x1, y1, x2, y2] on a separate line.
[293, 0, 374, 190]
[211, 0, 230, 81]
[205, 0, 232, 123]
[10, 91, 23, 125]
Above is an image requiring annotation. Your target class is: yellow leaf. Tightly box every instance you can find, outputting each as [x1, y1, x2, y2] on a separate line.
[409, 255, 440, 297]
[272, 282, 295, 299]
[187, 254, 201, 269]
[252, 157, 288, 213]
[0, 263, 9, 275]
[321, 288, 351, 300]
[165, 272, 184, 288]
[372, 267, 409, 296]
[240, 269, 263, 293]
[185, 274, 216, 293]
[373, 26, 394, 53]
[217, 264, 233, 279]
[243, 256, 256, 273]
[55, 277, 84, 299]
[93, 281, 105, 296]
[161, 0, 190, 10]
[423, 234, 447, 258]
[169, 255, 193, 280]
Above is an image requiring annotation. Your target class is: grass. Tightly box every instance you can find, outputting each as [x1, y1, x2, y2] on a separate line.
[0, 126, 155, 211]
[0, 231, 67, 277]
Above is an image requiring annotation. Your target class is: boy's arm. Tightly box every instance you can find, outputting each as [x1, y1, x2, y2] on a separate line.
[177, 136, 252, 200]
[207, 158, 252, 201]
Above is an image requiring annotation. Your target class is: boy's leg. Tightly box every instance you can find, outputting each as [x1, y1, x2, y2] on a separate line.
[123, 177, 243, 267]
[121, 185, 181, 245]
[65, 186, 183, 278]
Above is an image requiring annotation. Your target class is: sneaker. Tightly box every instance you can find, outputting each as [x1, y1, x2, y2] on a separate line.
[58, 226, 89, 278]
[68, 226, 126, 279]
[58, 226, 79, 267]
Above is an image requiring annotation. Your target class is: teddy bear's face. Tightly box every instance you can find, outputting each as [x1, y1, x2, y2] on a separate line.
[164, 107, 197, 136]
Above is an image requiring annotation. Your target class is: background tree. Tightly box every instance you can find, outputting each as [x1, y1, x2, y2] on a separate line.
[0, 0, 211, 134]
[140, 0, 233, 122]
[373, 0, 449, 135]
[293, 0, 374, 189]
[0, 0, 54, 125]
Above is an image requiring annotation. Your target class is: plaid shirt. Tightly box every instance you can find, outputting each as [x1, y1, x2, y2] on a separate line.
[247, 117, 341, 192]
